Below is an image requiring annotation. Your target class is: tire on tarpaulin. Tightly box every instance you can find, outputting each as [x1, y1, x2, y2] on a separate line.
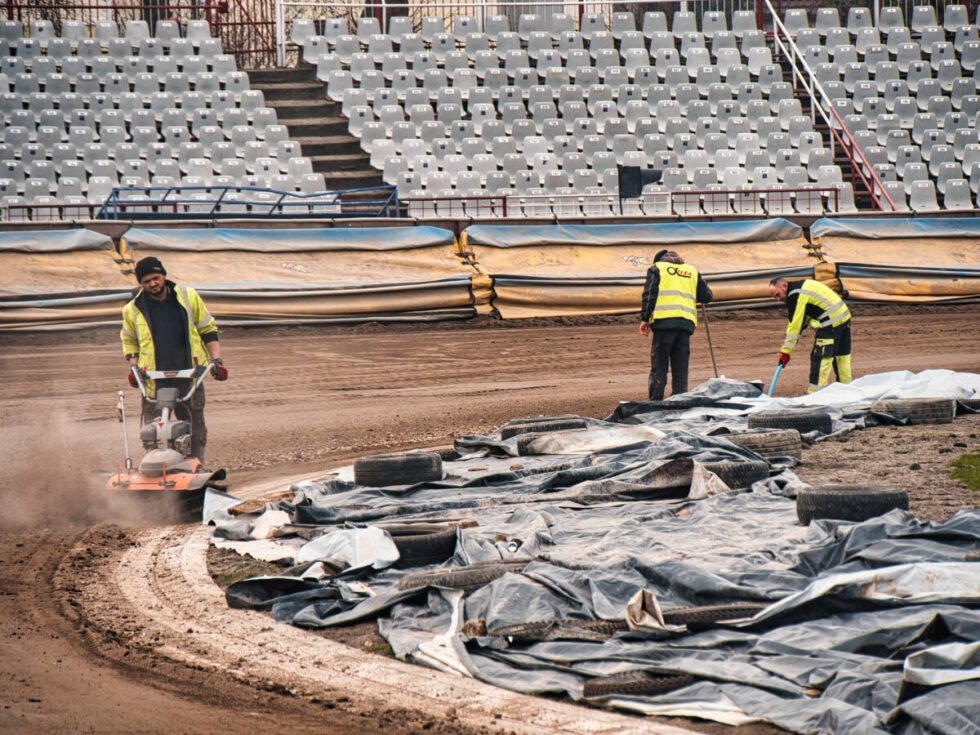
[583, 671, 696, 699]
[381, 524, 459, 569]
[700, 459, 770, 488]
[727, 429, 803, 460]
[956, 398, 980, 415]
[662, 602, 767, 626]
[500, 418, 588, 439]
[796, 484, 909, 525]
[353, 451, 443, 486]
[870, 397, 955, 425]
[398, 560, 530, 590]
[747, 409, 833, 434]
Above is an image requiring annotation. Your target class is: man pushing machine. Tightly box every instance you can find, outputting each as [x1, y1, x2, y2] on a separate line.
[120, 256, 228, 466]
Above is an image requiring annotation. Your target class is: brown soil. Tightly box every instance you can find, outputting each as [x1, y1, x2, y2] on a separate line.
[0, 304, 978, 733]
[798, 413, 980, 522]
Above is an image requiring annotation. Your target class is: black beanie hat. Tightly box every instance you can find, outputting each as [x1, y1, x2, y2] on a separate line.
[653, 249, 669, 263]
[135, 256, 166, 282]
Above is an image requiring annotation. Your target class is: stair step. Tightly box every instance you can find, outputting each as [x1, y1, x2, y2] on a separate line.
[319, 169, 385, 186]
[259, 81, 326, 102]
[248, 64, 385, 197]
[249, 66, 316, 85]
[288, 118, 351, 137]
[308, 152, 372, 170]
[266, 99, 339, 120]
[297, 137, 364, 156]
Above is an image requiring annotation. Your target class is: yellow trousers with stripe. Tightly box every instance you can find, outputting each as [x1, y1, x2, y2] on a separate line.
[808, 322, 852, 393]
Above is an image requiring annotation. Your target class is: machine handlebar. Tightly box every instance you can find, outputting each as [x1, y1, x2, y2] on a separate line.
[130, 364, 210, 403]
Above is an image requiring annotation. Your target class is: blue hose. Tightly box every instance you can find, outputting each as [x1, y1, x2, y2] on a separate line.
[767, 363, 783, 397]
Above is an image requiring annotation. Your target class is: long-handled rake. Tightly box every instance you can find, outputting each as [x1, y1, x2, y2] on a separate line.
[700, 304, 719, 378]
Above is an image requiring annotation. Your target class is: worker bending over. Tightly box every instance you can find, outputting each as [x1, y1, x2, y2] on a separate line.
[768, 276, 852, 393]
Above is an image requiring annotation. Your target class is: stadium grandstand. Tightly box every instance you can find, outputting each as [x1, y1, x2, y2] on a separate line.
[1, 0, 979, 221]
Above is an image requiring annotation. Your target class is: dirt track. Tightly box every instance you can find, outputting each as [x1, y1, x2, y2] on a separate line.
[1, 305, 978, 733]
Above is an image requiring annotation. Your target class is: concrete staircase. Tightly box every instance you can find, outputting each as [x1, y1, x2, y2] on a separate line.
[247, 65, 385, 192]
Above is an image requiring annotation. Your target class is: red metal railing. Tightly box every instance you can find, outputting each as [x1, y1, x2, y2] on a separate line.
[764, 0, 897, 211]
[3, 1, 276, 68]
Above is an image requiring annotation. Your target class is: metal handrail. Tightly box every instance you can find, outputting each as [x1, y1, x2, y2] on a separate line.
[95, 183, 399, 219]
[402, 185, 846, 218]
[763, 0, 897, 211]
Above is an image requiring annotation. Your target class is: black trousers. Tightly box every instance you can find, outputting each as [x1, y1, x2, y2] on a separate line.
[649, 329, 691, 400]
[141, 382, 208, 465]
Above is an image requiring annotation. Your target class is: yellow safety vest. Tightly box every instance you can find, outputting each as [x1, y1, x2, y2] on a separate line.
[120, 283, 218, 396]
[650, 261, 699, 327]
[781, 279, 851, 354]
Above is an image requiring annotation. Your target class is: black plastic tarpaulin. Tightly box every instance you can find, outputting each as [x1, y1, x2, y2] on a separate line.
[212, 371, 980, 734]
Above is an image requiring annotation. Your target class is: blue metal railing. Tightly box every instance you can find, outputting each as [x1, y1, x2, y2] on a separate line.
[96, 184, 401, 220]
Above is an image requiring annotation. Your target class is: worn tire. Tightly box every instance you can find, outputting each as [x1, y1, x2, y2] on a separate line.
[727, 429, 803, 460]
[398, 559, 528, 590]
[502, 414, 581, 427]
[500, 418, 588, 439]
[747, 409, 833, 434]
[957, 398, 980, 415]
[701, 460, 770, 489]
[516, 433, 544, 456]
[796, 484, 909, 525]
[488, 618, 629, 641]
[353, 452, 442, 487]
[383, 525, 458, 569]
[662, 603, 766, 625]
[871, 397, 955, 425]
[637, 398, 712, 410]
[583, 671, 696, 699]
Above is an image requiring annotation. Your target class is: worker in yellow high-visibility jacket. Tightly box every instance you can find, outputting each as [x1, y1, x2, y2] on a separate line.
[121, 256, 228, 465]
[639, 250, 713, 400]
[768, 276, 852, 394]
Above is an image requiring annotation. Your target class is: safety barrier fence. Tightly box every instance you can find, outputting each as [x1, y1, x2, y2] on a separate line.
[2, 217, 978, 330]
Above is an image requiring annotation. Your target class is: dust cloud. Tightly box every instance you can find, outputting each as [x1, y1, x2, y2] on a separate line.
[0, 410, 167, 530]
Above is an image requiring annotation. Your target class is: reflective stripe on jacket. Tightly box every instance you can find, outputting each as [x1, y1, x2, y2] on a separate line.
[120, 282, 218, 396]
[781, 279, 851, 355]
[650, 261, 699, 327]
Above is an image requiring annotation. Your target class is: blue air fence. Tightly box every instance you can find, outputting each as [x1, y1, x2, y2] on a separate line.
[94, 184, 400, 220]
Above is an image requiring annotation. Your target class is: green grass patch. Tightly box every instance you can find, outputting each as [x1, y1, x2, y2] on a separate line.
[367, 642, 394, 657]
[950, 453, 980, 491]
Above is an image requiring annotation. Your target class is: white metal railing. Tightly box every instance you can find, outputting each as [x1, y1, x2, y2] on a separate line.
[764, 0, 897, 211]
[401, 187, 847, 219]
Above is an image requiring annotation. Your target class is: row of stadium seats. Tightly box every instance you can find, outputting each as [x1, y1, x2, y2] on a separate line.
[285, 5, 979, 214]
[289, 5, 980, 50]
[0, 18, 214, 45]
[0, 19, 325, 219]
